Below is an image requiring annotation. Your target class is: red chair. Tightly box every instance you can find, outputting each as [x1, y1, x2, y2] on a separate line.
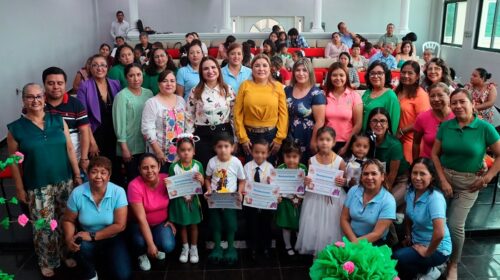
[303, 48, 324, 58]
[208, 48, 219, 58]
[0, 166, 14, 220]
[166, 49, 180, 59]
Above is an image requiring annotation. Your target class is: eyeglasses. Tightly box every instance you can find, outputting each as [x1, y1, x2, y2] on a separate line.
[23, 95, 44, 102]
[369, 71, 385, 77]
[370, 119, 388, 125]
[154, 54, 167, 59]
[91, 64, 108, 69]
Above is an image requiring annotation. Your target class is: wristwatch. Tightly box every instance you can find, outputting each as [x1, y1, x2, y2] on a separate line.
[89, 232, 96, 242]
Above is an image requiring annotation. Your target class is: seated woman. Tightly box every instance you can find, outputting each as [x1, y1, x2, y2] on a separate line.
[143, 48, 177, 95]
[72, 57, 92, 92]
[350, 43, 368, 72]
[393, 158, 451, 280]
[217, 35, 236, 60]
[63, 156, 131, 280]
[395, 40, 417, 69]
[261, 39, 277, 58]
[340, 159, 396, 245]
[465, 68, 500, 129]
[108, 45, 135, 89]
[338, 52, 360, 89]
[324, 32, 349, 61]
[421, 58, 455, 92]
[128, 153, 176, 271]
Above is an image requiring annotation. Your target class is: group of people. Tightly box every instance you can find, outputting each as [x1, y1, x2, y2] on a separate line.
[5, 15, 500, 280]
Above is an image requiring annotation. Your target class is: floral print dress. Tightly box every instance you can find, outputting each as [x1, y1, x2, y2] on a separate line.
[285, 86, 326, 164]
[466, 82, 498, 125]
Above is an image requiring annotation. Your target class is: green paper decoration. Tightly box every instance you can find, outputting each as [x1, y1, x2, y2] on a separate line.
[0, 154, 23, 171]
[0, 198, 5, 205]
[0, 270, 14, 280]
[309, 237, 399, 280]
[34, 219, 47, 231]
[0, 197, 20, 206]
[0, 218, 9, 230]
[8, 198, 17, 205]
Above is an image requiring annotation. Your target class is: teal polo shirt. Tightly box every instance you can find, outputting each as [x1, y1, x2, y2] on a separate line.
[405, 188, 451, 256]
[221, 65, 252, 95]
[67, 182, 128, 232]
[344, 185, 396, 239]
[375, 133, 410, 176]
[176, 64, 200, 101]
[437, 116, 499, 173]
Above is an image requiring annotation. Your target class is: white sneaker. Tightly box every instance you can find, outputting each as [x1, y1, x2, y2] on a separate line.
[89, 272, 98, 280]
[138, 254, 151, 271]
[418, 266, 442, 280]
[189, 246, 199, 264]
[156, 251, 166, 260]
[179, 246, 189, 263]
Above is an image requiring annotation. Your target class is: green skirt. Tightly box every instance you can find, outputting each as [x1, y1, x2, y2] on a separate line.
[169, 195, 202, 226]
[276, 198, 301, 230]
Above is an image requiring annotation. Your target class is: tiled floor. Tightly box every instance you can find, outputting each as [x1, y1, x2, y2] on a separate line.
[1, 143, 500, 279]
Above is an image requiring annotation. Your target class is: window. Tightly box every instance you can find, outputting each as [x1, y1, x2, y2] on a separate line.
[476, 0, 500, 51]
[249, 18, 284, 33]
[441, 0, 468, 46]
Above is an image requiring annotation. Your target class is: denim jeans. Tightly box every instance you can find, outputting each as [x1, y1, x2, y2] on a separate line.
[393, 246, 448, 279]
[76, 234, 131, 280]
[129, 222, 176, 257]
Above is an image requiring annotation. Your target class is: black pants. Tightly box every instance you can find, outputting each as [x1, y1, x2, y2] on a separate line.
[245, 207, 274, 252]
[246, 128, 278, 165]
[194, 123, 234, 168]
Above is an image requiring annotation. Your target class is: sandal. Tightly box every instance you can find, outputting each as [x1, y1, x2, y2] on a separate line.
[64, 258, 77, 268]
[41, 267, 55, 277]
[286, 248, 295, 256]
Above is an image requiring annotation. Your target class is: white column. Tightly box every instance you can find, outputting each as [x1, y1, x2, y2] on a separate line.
[127, 0, 140, 37]
[220, 0, 232, 33]
[310, 0, 324, 33]
[399, 0, 411, 34]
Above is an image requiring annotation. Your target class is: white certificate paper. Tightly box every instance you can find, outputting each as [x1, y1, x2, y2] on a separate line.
[270, 169, 305, 195]
[207, 193, 242, 210]
[243, 182, 279, 210]
[165, 172, 203, 199]
[307, 166, 344, 197]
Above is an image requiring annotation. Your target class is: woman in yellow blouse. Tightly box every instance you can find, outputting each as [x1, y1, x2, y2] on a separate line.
[234, 54, 288, 163]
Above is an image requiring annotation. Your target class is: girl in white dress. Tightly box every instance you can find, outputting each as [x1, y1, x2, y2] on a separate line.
[295, 126, 347, 256]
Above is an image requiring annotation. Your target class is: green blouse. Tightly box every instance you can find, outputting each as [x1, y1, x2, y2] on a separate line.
[7, 114, 72, 190]
[108, 64, 127, 89]
[143, 69, 178, 96]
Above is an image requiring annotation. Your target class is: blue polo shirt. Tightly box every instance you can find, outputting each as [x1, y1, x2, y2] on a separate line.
[344, 185, 396, 239]
[405, 188, 452, 256]
[67, 182, 128, 232]
[221, 65, 252, 95]
[176, 64, 200, 101]
[368, 52, 397, 70]
[341, 34, 353, 48]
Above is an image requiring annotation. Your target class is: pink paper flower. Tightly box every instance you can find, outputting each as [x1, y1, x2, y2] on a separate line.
[168, 145, 177, 154]
[343, 261, 355, 274]
[17, 214, 29, 227]
[14, 151, 24, 163]
[394, 277, 400, 280]
[334, 241, 345, 248]
[49, 219, 58, 231]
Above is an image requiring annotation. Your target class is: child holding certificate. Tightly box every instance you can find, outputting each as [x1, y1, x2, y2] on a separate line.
[295, 127, 347, 256]
[168, 134, 204, 264]
[344, 133, 373, 187]
[243, 139, 275, 259]
[276, 141, 307, 256]
[204, 133, 246, 265]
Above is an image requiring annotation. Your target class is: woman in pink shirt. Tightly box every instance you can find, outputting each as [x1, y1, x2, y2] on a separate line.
[413, 83, 454, 159]
[128, 153, 177, 271]
[324, 62, 363, 155]
[324, 32, 349, 61]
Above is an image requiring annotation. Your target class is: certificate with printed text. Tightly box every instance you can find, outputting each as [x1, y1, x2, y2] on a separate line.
[306, 166, 344, 197]
[243, 182, 279, 210]
[207, 193, 242, 209]
[164, 172, 203, 199]
[270, 169, 305, 195]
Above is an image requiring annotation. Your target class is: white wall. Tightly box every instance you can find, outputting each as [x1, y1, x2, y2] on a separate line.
[0, 0, 100, 140]
[97, 0, 434, 50]
[433, 0, 500, 83]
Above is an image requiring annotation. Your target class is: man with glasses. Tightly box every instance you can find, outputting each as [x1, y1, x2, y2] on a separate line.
[43, 67, 90, 172]
[368, 43, 397, 70]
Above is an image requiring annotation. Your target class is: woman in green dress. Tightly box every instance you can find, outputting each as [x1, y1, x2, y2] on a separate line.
[143, 48, 178, 95]
[108, 45, 135, 89]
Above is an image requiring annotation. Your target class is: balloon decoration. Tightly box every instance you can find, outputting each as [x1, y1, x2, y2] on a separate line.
[0, 152, 24, 171]
[309, 237, 399, 280]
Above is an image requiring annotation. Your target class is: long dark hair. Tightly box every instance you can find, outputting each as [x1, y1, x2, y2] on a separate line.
[145, 48, 177, 76]
[192, 57, 229, 100]
[365, 61, 392, 90]
[395, 60, 420, 99]
[367, 107, 393, 137]
[223, 35, 236, 50]
[424, 58, 452, 86]
[344, 132, 375, 160]
[324, 62, 352, 94]
[114, 45, 134, 66]
[262, 39, 276, 57]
